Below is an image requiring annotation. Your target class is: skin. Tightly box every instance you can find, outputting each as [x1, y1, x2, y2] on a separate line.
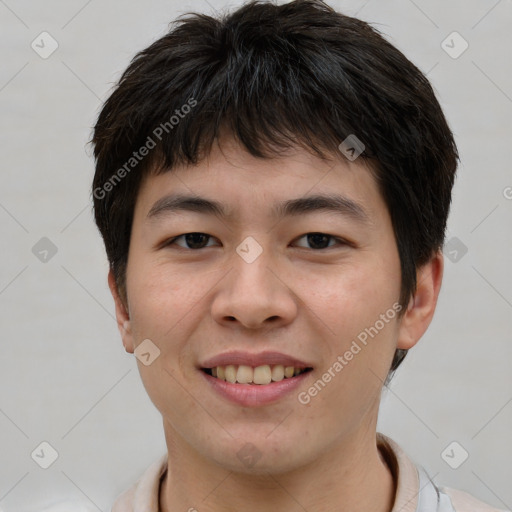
[109, 136, 443, 512]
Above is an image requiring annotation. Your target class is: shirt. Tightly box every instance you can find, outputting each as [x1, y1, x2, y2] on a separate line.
[111, 433, 508, 512]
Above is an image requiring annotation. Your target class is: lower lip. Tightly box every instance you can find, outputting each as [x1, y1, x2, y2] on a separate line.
[201, 370, 311, 407]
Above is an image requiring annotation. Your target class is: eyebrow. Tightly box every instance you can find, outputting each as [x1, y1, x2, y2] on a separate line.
[146, 193, 370, 224]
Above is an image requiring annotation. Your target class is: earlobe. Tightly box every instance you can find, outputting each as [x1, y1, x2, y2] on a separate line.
[396, 251, 444, 350]
[108, 269, 135, 354]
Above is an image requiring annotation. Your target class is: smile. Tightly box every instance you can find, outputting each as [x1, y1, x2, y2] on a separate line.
[202, 364, 312, 385]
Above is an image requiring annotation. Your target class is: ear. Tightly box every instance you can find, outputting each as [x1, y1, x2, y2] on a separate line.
[396, 251, 444, 350]
[108, 269, 135, 354]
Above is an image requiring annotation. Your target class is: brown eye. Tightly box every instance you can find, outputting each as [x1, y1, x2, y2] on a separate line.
[294, 233, 347, 250]
[166, 233, 216, 250]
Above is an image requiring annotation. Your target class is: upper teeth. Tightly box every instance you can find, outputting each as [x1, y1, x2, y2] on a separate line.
[210, 365, 306, 385]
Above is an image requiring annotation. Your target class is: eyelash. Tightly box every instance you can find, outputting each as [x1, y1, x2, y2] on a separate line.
[161, 232, 352, 251]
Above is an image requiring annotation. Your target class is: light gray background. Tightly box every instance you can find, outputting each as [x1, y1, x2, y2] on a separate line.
[0, 0, 511, 511]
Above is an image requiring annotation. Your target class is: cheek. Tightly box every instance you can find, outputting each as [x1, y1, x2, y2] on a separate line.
[314, 258, 400, 327]
[126, 257, 202, 339]
[125, 260, 202, 414]
[305, 253, 401, 380]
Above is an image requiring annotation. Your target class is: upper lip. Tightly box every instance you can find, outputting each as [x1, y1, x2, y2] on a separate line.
[200, 351, 313, 369]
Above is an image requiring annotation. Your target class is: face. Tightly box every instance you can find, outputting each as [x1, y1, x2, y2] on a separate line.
[113, 137, 425, 475]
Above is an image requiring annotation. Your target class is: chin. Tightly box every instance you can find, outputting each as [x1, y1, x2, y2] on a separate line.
[205, 434, 313, 476]
[219, 450, 305, 476]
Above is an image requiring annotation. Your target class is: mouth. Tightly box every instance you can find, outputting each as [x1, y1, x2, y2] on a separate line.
[199, 351, 314, 406]
[201, 364, 313, 385]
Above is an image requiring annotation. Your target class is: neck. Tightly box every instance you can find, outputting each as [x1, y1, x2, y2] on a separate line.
[159, 423, 396, 512]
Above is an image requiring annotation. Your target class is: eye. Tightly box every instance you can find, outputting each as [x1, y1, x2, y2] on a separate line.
[163, 232, 349, 251]
[294, 233, 348, 250]
[165, 232, 217, 250]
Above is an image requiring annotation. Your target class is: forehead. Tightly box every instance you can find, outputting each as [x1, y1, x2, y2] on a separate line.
[135, 138, 385, 223]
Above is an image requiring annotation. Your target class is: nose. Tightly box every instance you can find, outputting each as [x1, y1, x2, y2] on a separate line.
[210, 245, 298, 331]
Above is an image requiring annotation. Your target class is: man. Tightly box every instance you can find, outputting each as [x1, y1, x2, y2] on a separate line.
[90, 0, 506, 510]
